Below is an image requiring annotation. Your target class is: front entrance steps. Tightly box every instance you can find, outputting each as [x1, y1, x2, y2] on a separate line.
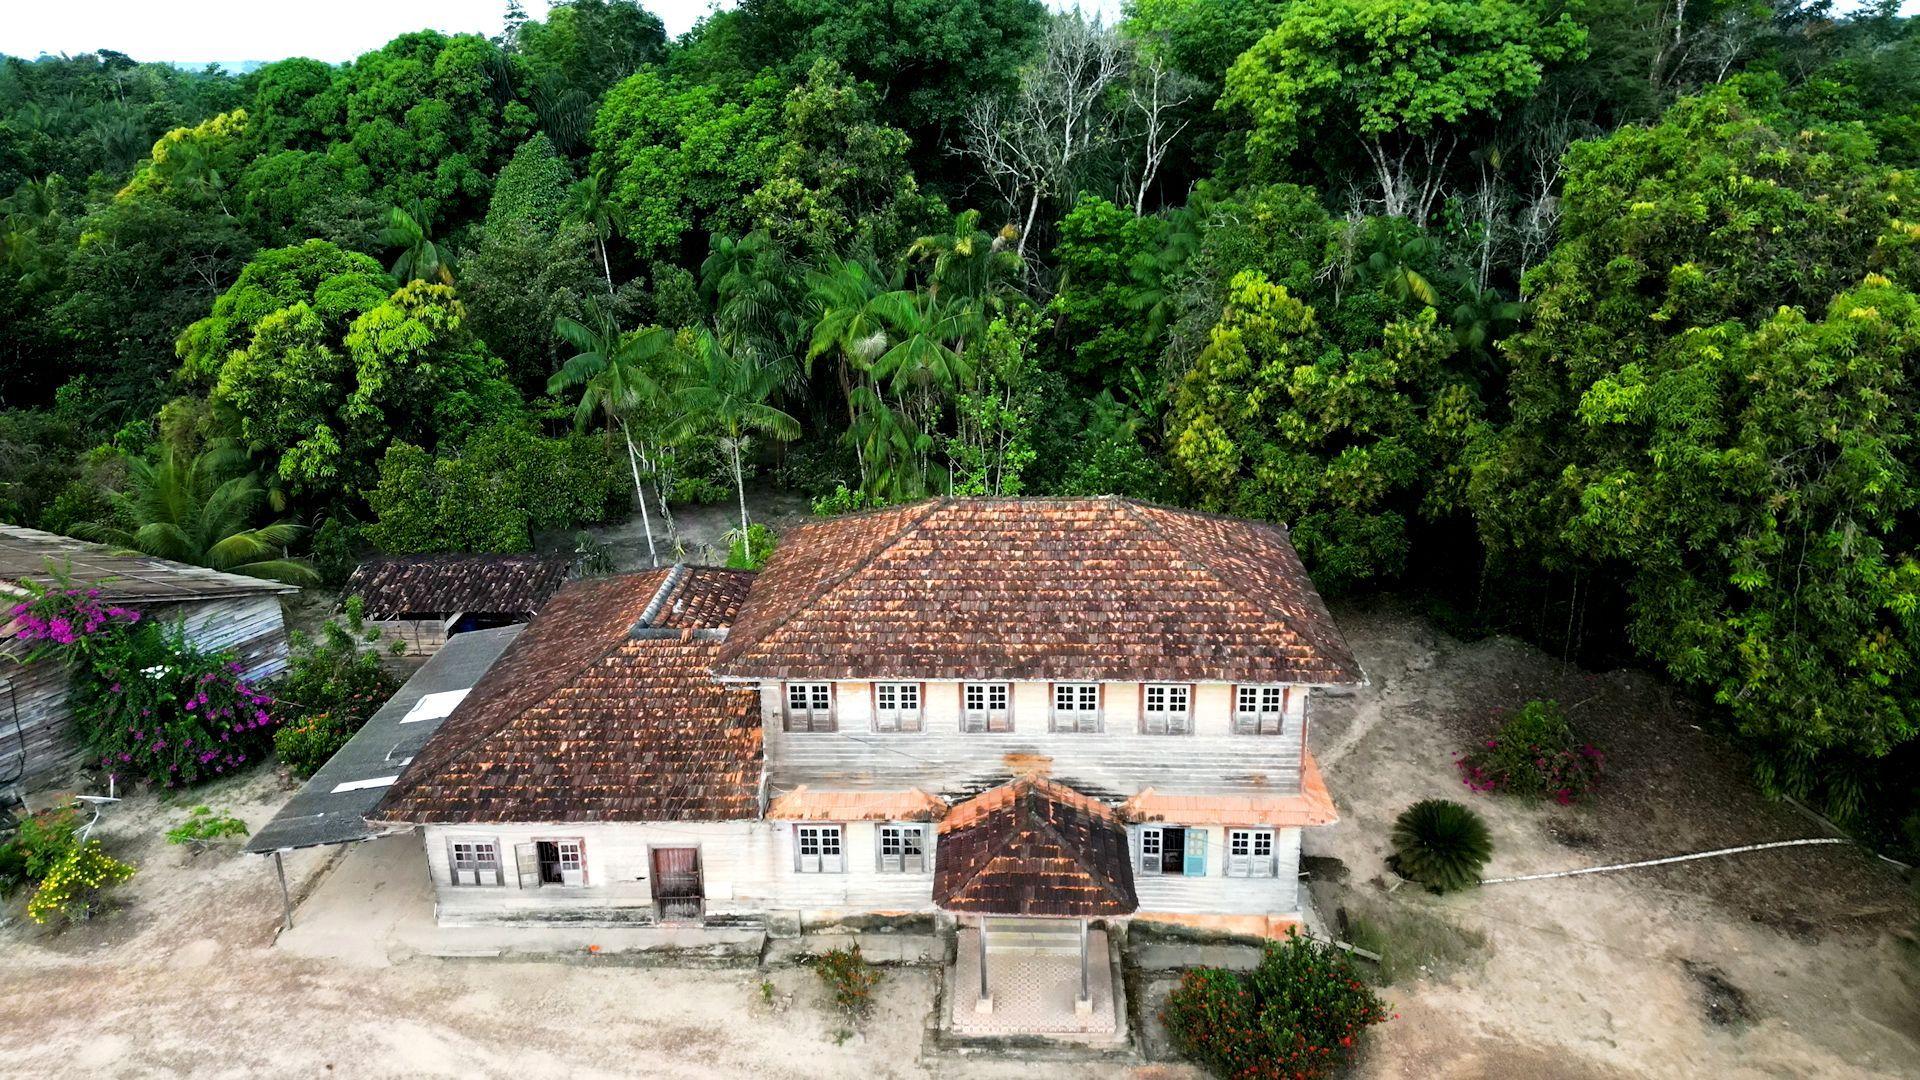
[945, 924, 1125, 1044]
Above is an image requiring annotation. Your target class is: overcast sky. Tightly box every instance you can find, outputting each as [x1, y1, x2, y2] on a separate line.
[0, 0, 1124, 65]
[0, 0, 1906, 67]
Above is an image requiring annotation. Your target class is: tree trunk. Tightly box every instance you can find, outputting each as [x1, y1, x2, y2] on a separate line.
[732, 439, 750, 540]
[1018, 189, 1041, 258]
[599, 234, 614, 291]
[621, 422, 658, 567]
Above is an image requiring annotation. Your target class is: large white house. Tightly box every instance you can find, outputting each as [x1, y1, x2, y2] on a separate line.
[371, 497, 1359, 948]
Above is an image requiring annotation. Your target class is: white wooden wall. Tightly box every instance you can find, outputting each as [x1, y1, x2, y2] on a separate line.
[3, 594, 290, 787]
[762, 679, 1310, 801]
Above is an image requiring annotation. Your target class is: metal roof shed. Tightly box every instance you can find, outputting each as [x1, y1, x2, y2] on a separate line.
[245, 624, 522, 926]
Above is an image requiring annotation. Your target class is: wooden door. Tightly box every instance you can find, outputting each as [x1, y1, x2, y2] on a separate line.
[651, 847, 703, 920]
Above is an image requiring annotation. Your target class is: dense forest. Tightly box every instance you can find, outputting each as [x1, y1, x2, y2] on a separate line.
[1, 0, 1917, 851]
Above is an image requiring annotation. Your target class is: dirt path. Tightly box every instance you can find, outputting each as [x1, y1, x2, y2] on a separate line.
[1311, 601, 1920, 1079]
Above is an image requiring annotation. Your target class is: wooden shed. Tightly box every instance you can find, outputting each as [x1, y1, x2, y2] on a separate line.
[0, 525, 298, 790]
[342, 554, 573, 656]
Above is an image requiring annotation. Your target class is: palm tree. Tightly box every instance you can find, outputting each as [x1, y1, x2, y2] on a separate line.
[550, 306, 675, 566]
[702, 232, 801, 369]
[381, 200, 454, 285]
[804, 255, 890, 427]
[76, 446, 317, 585]
[907, 209, 1023, 305]
[672, 331, 801, 540]
[568, 168, 625, 291]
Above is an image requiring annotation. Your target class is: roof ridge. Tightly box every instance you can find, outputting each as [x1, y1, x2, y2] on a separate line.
[1116, 499, 1325, 658]
[380, 573, 664, 811]
[716, 499, 948, 664]
[1022, 781, 1136, 910]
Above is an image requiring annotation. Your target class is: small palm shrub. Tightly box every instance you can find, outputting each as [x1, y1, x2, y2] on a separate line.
[1161, 929, 1391, 1080]
[1457, 699, 1604, 804]
[1390, 799, 1493, 893]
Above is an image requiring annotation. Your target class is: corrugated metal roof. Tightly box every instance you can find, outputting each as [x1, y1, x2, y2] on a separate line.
[0, 525, 300, 603]
[244, 625, 523, 854]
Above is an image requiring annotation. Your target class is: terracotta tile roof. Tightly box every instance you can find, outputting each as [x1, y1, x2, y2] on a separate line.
[344, 554, 573, 620]
[933, 778, 1138, 917]
[372, 567, 762, 823]
[766, 786, 948, 822]
[712, 497, 1361, 685]
[1121, 752, 1339, 827]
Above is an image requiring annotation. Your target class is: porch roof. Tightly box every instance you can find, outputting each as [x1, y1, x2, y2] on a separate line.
[933, 777, 1137, 917]
[1120, 751, 1339, 827]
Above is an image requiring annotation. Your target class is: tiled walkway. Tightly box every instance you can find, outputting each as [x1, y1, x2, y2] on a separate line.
[949, 928, 1118, 1036]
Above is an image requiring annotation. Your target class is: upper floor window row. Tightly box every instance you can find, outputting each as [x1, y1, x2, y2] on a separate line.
[780, 680, 1293, 735]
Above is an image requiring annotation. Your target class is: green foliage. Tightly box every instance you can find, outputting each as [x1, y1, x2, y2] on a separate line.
[75, 445, 317, 584]
[1167, 270, 1485, 591]
[1160, 930, 1391, 1080]
[1457, 700, 1606, 803]
[165, 806, 249, 847]
[1224, 0, 1587, 174]
[364, 424, 622, 554]
[177, 239, 390, 386]
[1477, 82, 1920, 818]
[512, 0, 669, 153]
[26, 839, 136, 926]
[809, 484, 898, 516]
[310, 517, 363, 588]
[459, 221, 604, 393]
[590, 68, 782, 260]
[1049, 196, 1167, 390]
[728, 522, 779, 570]
[1390, 799, 1493, 892]
[744, 59, 938, 263]
[812, 943, 882, 1019]
[271, 598, 401, 777]
[487, 134, 575, 235]
[0, 807, 81, 899]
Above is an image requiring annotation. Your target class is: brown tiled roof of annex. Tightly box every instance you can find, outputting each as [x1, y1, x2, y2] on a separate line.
[372, 566, 761, 824]
[711, 497, 1361, 684]
[344, 553, 573, 620]
[934, 777, 1137, 917]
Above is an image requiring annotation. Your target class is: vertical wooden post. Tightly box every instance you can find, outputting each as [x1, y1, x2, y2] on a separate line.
[273, 851, 293, 931]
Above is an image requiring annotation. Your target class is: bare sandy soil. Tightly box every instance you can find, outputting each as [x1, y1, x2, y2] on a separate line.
[0, 604, 1913, 1079]
[1312, 600, 1920, 1080]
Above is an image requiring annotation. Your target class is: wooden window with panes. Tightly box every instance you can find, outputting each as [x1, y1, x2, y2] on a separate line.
[876, 823, 928, 873]
[1142, 683, 1192, 734]
[962, 682, 1012, 732]
[1226, 828, 1278, 877]
[794, 824, 845, 872]
[448, 839, 503, 886]
[1233, 685, 1288, 735]
[783, 681, 835, 732]
[1050, 682, 1100, 732]
[872, 682, 923, 732]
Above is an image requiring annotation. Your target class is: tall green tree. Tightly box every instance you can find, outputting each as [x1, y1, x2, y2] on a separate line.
[672, 331, 801, 538]
[549, 306, 676, 565]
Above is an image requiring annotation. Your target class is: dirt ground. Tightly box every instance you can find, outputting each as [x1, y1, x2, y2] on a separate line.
[1310, 600, 1920, 1079]
[0, 603, 1914, 1078]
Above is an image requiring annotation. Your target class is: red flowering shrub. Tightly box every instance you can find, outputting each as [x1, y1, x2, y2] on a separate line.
[1456, 699, 1604, 804]
[1161, 930, 1390, 1080]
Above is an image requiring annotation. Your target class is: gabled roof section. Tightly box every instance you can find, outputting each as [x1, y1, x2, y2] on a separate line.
[0, 524, 298, 602]
[711, 497, 1360, 685]
[934, 777, 1138, 917]
[343, 553, 572, 620]
[373, 566, 761, 824]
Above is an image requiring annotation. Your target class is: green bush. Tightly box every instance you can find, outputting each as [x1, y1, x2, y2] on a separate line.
[166, 805, 250, 847]
[727, 523, 778, 570]
[310, 517, 363, 588]
[1390, 799, 1494, 893]
[813, 944, 882, 1020]
[270, 599, 400, 779]
[26, 839, 136, 925]
[0, 806, 82, 899]
[1161, 929, 1391, 1080]
[365, 424, 624, 554]
[1457, 699, 1605, 804]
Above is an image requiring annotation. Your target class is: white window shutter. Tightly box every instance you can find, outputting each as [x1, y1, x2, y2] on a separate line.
[904, 852, 925, 874]
[515, 843, 539, 889]
[800, 853, 821, 873]
[824, 851, 844, 874]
